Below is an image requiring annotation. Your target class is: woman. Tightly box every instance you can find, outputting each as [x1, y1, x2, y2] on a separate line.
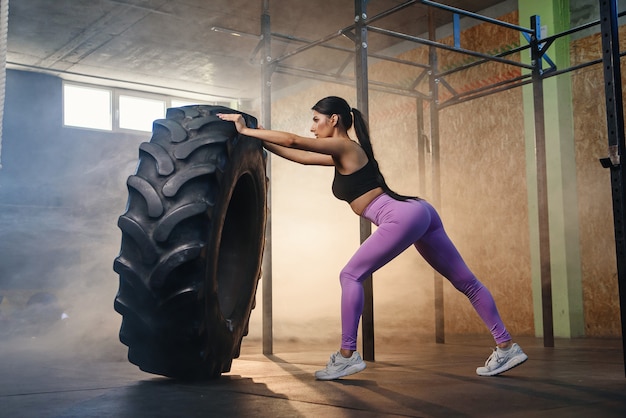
[217, 96, 527, 380]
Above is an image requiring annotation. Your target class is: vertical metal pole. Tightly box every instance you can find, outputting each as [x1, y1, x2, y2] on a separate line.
[261, 0, 273, 355]
[416, 98, 426, 193]
[530, 15, 554, 348]
[355, 0, 374, 362]
[598, 0, 626, 376]
[428, 8, 445, 344]
[453, 13, 461, 49]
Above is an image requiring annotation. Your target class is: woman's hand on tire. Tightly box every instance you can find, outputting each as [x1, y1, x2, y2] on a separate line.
[217, 113, 247, 133]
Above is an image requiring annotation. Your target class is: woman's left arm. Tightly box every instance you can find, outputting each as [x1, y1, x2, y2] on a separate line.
[263, 142, 334, 166]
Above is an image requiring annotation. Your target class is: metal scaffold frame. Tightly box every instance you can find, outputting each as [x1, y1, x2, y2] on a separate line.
[257, 0, 626, 375]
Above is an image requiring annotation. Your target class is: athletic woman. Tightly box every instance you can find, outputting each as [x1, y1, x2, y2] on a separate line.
[217, 96, 527, 380]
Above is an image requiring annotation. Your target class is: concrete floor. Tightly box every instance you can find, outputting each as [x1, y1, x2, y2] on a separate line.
[1, 334, 626, 418]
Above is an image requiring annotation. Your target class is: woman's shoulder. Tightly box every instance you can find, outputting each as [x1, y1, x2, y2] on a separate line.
[334, 141, 370, 173]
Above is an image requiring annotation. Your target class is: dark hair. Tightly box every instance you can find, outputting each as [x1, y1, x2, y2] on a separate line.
[311, 96, 416, 201]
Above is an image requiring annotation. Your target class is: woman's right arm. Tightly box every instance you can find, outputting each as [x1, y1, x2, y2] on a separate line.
[217, 113, 345, 164]
[263, 142, 334, 166]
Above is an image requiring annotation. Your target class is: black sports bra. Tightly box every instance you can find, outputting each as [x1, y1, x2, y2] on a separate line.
[332, 159, 381, 203]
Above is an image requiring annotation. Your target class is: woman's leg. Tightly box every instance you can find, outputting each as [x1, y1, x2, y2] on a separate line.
[340, 198, 431, 351]
[413, 201, 511, 344]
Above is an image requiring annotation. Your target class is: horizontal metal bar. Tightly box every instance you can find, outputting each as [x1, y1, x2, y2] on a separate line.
[437, 43, 531, 78]
[365, 0, 421, 26]
[271, 29, 348, 65]
[535, 50, 626, 82]
[544, 18, 600, 41]
[537, 9, 626, 45]
[420, 0, 534, 34]
[275, 64, 430, 100]
[368, 26, 534, 70]
[366, 52, 430, 70]
[439, 78, 531, 110]
[271, 32, 430, 70]
[439, 48, 626, 110]
[544, 58, 601, 79]
[453, 73, 530, 101]
[271, 32, 350, 53]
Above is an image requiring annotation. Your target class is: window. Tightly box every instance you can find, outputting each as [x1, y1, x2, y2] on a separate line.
[62, 82, 231, 133]
[63, 84, 112, 130]
[119, 95, 165, 132]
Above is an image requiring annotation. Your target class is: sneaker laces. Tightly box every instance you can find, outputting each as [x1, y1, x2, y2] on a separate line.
[484, 348, 504, 368]
[326, 352, 338, 367]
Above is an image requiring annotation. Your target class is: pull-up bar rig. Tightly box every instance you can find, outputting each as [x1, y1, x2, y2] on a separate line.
[251, 0, 626, 375]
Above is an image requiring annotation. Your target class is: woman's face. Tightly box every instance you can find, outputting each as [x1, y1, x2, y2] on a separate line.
[310, 110, 335, 138]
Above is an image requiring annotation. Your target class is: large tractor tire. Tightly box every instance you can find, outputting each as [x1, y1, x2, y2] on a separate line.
[113, 105, 267, 379]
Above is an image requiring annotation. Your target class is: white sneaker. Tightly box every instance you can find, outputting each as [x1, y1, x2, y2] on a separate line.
[476, 343, 528, 376]
[315, 351, 367, 380]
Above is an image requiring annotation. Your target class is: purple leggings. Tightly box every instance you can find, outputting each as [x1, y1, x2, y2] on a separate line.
[340, 194, 511, 350]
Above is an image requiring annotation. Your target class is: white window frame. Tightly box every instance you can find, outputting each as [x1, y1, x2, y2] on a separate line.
[62, 83, 113, 131]
[115, 90, 167, 133]
[63, 81, 239, 134]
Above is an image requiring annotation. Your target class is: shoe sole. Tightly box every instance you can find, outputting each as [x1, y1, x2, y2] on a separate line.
[477, 354, 528, 377]
[315, 362, 367, 380]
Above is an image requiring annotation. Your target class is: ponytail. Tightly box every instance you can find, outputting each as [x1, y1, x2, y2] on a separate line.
[351, 108, 417, 202]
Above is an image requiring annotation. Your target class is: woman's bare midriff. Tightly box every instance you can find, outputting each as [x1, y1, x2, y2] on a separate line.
[349, 187, 385, 216]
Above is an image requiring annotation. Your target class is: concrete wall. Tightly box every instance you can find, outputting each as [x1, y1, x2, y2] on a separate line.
[0, 70, 142, 357]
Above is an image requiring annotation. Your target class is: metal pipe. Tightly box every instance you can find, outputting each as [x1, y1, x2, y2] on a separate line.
[438, 79, 530, 110]
[598, 0, 626, 376]
[271, 32, 430, 70]
[355, 0, 375, 362]
[261, 0, 274, 356]
[530, 15, 554, 349]
[417, 97, 426, 193]
[274, 65, 430, 99]
[539, 8, 626, 45]
[420, 0, 534, 34]
[428, 7, 445, 345]
[437, 43, 531, 78]
[367, 26, 534, 70]
[443, 73, 530, 103]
